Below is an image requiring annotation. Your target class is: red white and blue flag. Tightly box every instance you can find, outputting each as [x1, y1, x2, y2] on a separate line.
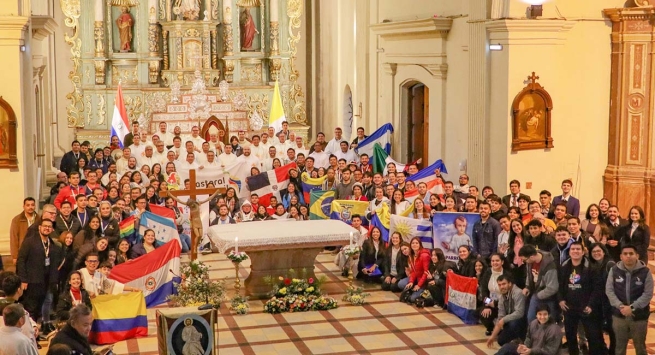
[405, 159, 448, 204]
[109, 240, 181, 308]
[111, 84, 129, 148]
[246, 162, 297, 207]
[444, 270, 478, 324]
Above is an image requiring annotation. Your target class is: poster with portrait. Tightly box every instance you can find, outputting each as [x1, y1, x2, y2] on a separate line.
[157, 308, 217, 355]
[432, 212, 481, 262]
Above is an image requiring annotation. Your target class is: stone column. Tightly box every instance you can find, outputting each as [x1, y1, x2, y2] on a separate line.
[603, 6, 655, 227]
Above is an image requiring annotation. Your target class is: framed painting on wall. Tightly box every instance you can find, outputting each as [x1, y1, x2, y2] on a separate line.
[0, 97, 18, 168]
[511, 72, 554, 152]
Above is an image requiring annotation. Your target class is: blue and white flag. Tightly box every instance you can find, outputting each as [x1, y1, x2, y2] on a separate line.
[138, 211, 181, 248]
[355, 123, 394, 157]
[390, 215, 433, 248]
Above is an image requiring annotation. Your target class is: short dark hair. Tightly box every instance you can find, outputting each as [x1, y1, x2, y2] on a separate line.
[351, 214, 362, 221]
[621, 244, 638, 255]
[60, 200, 72, 209]
[85, 252, 99, 261]
[528, 201, 540, 208]
[71, 140, 80, 146]
[1, 273, 21, 296]
[539, 190, 551, 197]
[555, 226, 569, 234]
[487, 194, 501, 203]
[526, 219, 542, 228]
[478, 201, 490, 209]
[2, 303, 24, 326]
[554, 202, 568, 211]
[536, 303, 550, 314]
[496, 274, 513, 284]
[498, 214, 510, 222]
[69, 171, 80, 178]
[562, 179, 573, 186]
[567, 216, 581, 224]
[360, 153, 368, 158]
[569, 241, 584, 250]
[518, 244, 538, 258]
[517, 195, 529, 203]
[23, 197, 35, 204]
[509, 179, 520, 187]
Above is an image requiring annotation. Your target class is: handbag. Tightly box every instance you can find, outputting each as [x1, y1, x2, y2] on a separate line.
[399, 288, 412, 303]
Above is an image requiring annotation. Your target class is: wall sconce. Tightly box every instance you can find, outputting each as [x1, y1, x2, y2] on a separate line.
[20, 45, 26, 52]
[529, 5, 543, 18]
[489, 44, 503, 51]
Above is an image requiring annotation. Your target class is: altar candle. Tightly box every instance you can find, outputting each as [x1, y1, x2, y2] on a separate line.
[95, 0, 103, 22]
[270, 0, 279, 22]
[235, 237, 239, 253]
[349, 231, 354, 247]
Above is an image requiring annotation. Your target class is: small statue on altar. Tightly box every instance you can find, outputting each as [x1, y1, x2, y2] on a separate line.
[174, 0, 201, 20]
[116, 6, 134, 52]
[240, 7, 260, 50]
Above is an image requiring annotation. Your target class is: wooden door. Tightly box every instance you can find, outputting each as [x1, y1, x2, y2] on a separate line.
[408, 84, 429, 164]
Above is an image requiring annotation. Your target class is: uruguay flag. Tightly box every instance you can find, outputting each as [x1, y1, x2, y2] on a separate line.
[109, 240, 181, 307]
[138, 211, 181, 247]
[355, 123, 394, 157]
[111, 84, 129, 148]
[390, 214, 433, 248]
[444, 270, 478, 324]
[247, 162, 297, 207]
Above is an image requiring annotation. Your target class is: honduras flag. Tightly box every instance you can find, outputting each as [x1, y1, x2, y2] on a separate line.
[138, 211, 181, 248]
[444, 270, 478, 324]
[109, 240, 181, 308]
[355, 123, 394, 157]
[111, 84, 129, 148]
[390, 215, 433, 248]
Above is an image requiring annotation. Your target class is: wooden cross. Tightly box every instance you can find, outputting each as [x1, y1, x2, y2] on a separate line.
[160, 169, 226, 260]
[528, 72, 539, 84]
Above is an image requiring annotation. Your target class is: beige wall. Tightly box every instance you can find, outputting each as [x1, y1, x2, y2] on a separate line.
[315, 0, 625, 214]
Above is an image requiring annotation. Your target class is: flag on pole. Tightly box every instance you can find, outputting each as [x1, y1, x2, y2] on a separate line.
[89, 292, 148, 345]
[370, 203, 391, 243]
[148, 204, 176, 221]
[406, 159, 449, 203]
[355, 123, 394, 157]
[390, 215, 433, 248]
[109, 240, 181, 308]
[372, 142, 414, 175]
[269, 81, 286, 134]
[111, 84, 129, 148]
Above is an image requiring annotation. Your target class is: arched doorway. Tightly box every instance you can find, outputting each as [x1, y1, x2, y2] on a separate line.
[403, 82, 429, 164]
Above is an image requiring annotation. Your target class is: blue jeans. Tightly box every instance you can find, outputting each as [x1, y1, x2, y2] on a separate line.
[179, 234, 191, 253]
[527, 295, 558, 323]
[397, 277, 425, 302]
[41, 291, 53, 323]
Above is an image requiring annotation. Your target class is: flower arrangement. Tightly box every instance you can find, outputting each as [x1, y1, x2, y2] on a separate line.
[343, 286, 371, 306]
[262, 269, 338, 314]
[227, 250, 249, 263]
[343, 245, 361, 257]
[168, 260, 225, 308]
[230, 295, 250, 315]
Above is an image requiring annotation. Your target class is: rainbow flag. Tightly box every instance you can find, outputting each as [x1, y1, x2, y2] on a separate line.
[119, 215, 138, 245]
[89, 291, 148, 344]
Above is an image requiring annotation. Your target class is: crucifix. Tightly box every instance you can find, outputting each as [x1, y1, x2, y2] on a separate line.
[528, 72, 539, 84]
[160, 169, 225, 260]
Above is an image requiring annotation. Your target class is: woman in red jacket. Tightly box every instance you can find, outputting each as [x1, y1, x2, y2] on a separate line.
[398, 236, 431, 303]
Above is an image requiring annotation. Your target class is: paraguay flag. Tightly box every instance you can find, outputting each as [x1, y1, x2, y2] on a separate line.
[247, 162, 297, 207]
[309, 190, 334, 220]
[355, 123, 394, 157]
[444, 270, 478, 324]
[301, 172, 327, 203]
[111, 83, 129, 148]
[390, 214, 433, 248]
[138, 211, 181, 247]
[109, 239, 181, 307]
[370, 203, 390, 243]
[119, 215, 137, 245]
[89, 291, 148, 344]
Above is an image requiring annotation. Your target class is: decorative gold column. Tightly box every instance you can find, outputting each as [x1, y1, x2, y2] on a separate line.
[210, 29, 218, 69]
[222, 0, 235, 82]
[162, 30, 169, 70]
[269, 21, 280, 81]
[93, 0, 106, 85]
[603, 4, 655, 227]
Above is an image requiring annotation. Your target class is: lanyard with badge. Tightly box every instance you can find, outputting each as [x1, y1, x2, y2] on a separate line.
[77, 211, 87, 227]
[43, 239, 50, 267]
[100, 219, 110, 237]
[60, 216, 72, 231]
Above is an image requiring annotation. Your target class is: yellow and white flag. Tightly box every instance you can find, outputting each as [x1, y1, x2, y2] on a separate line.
[269, 81, 286, 134]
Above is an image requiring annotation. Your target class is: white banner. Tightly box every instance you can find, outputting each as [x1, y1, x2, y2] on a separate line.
[176, 165, 229, 190]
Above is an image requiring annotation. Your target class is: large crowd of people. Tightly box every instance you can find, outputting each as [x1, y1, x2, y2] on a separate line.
[0, 120, 652, 355]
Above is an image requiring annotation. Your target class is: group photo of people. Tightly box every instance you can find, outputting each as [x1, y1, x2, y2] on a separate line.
[0, 119, 652, 355]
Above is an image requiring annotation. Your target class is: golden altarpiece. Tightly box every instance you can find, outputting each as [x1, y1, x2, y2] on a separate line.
[58, 0, 308, 147]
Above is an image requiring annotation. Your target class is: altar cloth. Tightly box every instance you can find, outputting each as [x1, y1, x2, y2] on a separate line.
[208, 219, 361, 253]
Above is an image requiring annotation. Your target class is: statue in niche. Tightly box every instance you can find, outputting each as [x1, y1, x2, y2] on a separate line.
[115, 6, 134, 52]
[174, 0, 201, 20]
[240, 7, 259, 50]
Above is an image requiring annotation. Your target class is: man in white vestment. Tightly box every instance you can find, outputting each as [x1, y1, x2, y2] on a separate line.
[199, 150, 220, 170]
[325, 127, 345, 155]
[115, 147, 132, 173]
[309, 141, 330, 169]
[237, 144, 260, 169]
[153, 141, 169, 166]
[261, 146, 277, 172]
[335, 141, 358, 164]
[139, 145, 158, 168]
[187, 126, 206, 152]
[274, 131, 291, 160]
[250, 135, 266, 160]
[178, 152, 200, 171]
[293, 136, 308, 158]
[129, 133, 147, 160]
[158, 122, 175, 147]
[218, 144, 237, 167]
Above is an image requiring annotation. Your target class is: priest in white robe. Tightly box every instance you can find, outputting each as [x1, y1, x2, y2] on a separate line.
[218, 144, 237, 167]
[237, 144, 260, 169]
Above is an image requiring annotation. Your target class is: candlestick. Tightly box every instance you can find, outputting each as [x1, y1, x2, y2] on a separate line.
[235, 237, 238, 253]
[270, 0, 278, 22]
[95, 0, 103, 22]
[349, 232, 354, 247]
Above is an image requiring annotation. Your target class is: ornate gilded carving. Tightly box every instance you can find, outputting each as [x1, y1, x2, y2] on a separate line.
[270, 21, 279, 56]
[94, 21, 105, 57]
[223, 59, 235, 82]
[241, 92, 270, 122]
[285, 0, 307, 125]
[112, 65, 139, 84]
[223, 7, 234, 56]
[159, 0, 166, 20]
[148, 24, 159, 55]
[124, 95, 144, 121]
[634, 0, 651, 7]
[84, 66, 90, 82]
[241, 64, 262, 83]
[144, 91, 170, 119]
[148, 61, 161, 84]
[185, 28, 200, 37]
[94, 60, 106, 84]
[97, 94, 106, 125]
[210, 30, 218, 69]
[269, 58, 281, 81]
[111, 0, 138, 6]
[176, 37, 183, 68]
[203, 28, 211, 69]
[211, 0, 219, 20]
[163, 30, 169, 70]
[85, 95, 93, 124]
[60, 0, 84, 127]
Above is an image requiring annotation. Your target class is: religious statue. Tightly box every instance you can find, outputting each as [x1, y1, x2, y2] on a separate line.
[167, 189, 221, 250]
[181, 318, 204, 355]
[240, 7, 259, 51]
[116, 6, 134, 52]
[174, 0, 201, 20]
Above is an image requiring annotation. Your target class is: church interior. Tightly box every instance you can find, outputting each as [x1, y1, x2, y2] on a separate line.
[2, 0, 655, 353]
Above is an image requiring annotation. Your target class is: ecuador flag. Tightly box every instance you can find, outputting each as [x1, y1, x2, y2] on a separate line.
[330, 200, 369, 225]
[89, 291, 148, 344]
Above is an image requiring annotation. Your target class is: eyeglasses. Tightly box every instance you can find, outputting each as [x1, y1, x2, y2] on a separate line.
[86, 260, 99, 264]
[40, 225, 53, 229]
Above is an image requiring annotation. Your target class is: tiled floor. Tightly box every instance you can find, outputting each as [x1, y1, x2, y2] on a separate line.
[39, 252, 655, 354]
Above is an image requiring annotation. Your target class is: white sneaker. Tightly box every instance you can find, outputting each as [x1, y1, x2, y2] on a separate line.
[201, 247, 212, 255]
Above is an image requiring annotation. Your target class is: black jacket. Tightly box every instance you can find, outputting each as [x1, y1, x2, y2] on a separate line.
[359, 239, 386, 272]
[99, 216, 120, 248]
[60, 151, 85, 175]
[56, 288, 93, 319]
[524, 232, 556, 252]
[383, 246, 407, 279]
[50, 324, 93, 355]
[16, 234, 62, 286]
[456, 256, 478, 277]
[54, 213, 82, 239]
[615, 223, 651, 263]
[558, 258, 602, 313]
[605, 217, 628, 261]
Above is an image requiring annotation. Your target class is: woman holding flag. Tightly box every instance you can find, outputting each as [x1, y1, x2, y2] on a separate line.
[398, 237, 431, 304]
